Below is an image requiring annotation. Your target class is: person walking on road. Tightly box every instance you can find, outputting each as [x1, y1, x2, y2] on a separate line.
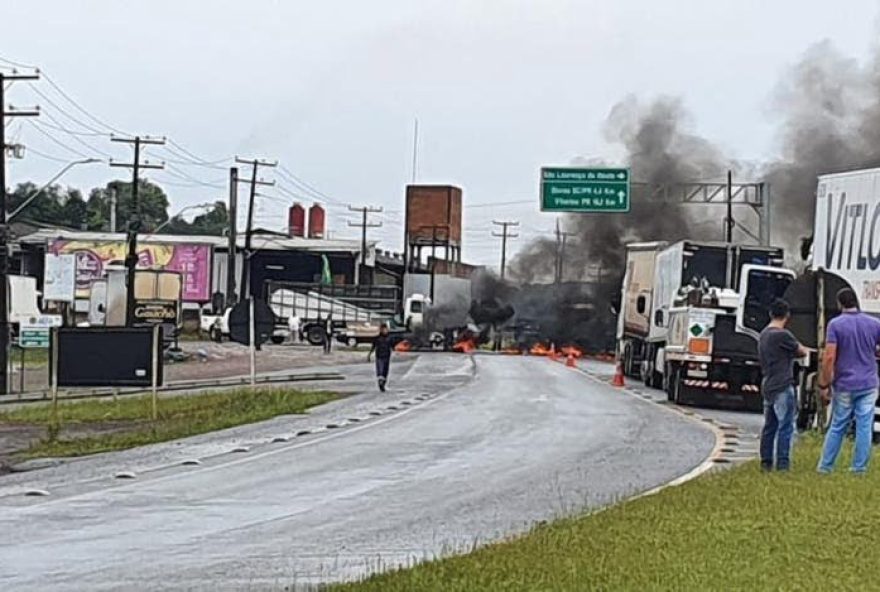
[817, 288, 880, 474]
[368, 324, 393, 392]
[323, 314, 333, 354]
[758, 298, 809, 471]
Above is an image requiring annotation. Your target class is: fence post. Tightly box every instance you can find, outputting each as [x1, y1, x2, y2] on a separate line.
[151, 325, 160, 421]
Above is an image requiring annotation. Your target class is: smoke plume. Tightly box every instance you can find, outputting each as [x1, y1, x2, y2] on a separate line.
[500, 37, 880, 351]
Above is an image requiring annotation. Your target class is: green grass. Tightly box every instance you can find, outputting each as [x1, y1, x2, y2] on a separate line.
[335, 436, 877, 591]
[9, 347, 48, 368]
[1, 387, 337, 458]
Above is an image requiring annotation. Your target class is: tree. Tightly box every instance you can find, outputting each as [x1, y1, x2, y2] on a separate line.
[160, 201, 229, 236]
[86, 178, 171, 231]
[7, 182, 88, 228]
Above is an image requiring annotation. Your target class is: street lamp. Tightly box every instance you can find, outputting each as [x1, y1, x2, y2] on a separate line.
[148, 202, 214, 234]
[7, 157, 102, 221]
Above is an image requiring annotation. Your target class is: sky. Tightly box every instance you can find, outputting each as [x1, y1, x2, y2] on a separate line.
[2, 0, 879, 268]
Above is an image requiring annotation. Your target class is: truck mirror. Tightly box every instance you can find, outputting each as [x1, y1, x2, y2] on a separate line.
[654, 310, 664, 327]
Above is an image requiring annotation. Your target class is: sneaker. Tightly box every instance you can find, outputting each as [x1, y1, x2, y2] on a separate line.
[378, 378, 386, 392]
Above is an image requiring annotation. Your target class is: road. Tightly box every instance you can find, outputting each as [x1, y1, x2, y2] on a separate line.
[0, 354, 714, 591]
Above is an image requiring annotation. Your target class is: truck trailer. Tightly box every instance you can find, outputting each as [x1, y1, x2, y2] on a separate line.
[788, 167, 880, 434]
[618, 240, 792, 410]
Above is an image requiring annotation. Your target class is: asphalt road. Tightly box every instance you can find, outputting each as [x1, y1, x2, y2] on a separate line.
[0, 354, 714, 591]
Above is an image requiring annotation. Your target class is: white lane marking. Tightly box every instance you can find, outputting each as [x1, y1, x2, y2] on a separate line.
[17, 378, 469, 510]
[574, 364, 724, 497]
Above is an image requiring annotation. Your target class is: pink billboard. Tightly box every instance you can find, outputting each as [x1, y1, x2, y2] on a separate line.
[49, 240, 213, 302]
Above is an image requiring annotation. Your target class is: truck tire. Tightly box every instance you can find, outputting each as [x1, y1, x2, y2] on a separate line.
[306, 326, 325, 346]
[672, 367, 684, 405]
[665, 363, 675, 402]
[623, 345, 633, 376]
[271, 335, 285, 345]
[347, 337, 358, 348]
[209, 325, 223, 343]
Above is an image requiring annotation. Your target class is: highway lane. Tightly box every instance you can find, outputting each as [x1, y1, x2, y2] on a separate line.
[0, 354, 714, 591]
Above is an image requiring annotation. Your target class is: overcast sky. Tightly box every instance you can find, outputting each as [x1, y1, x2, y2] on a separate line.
[3, 0, 879, 267]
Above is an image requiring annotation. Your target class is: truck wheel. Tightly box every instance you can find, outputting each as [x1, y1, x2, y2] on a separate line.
[347, 337, 358, 348]
[210, 326, 222, 343]
[665, 363, 675, 401]
[673, 368, 684, 405]
[622, 345, 633, 376]
[271, 335, 284, 345]
[306, 326, 325, 346]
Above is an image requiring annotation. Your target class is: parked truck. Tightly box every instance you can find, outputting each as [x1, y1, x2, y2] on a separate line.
[785, 167, 880, 434]
[618, 240, 793, 410]
[264, 281, 405, 346]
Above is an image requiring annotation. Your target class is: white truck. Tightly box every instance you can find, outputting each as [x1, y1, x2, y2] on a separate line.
[618, 240, 793, 410]
[794, 167, 880, 434]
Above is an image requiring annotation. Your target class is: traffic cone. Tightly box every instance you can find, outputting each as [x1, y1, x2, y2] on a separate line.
[611, 360, 625, 387]
[566, 353, 576, 368]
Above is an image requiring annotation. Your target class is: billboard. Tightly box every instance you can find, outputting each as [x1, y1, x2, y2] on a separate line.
[49, 240, 212, 302]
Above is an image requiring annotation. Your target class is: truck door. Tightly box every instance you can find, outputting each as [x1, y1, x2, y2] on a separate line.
[736, 264, 796, 338]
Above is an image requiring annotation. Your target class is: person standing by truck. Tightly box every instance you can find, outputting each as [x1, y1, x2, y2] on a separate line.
[322, 313, 333, 354]
[368, 324, 393, 392]
[758, 299, 809, 471]
[817, 288, 880, 474]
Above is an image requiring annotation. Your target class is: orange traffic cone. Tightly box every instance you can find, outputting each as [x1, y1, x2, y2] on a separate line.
[566, 353, 576, 368]
[611, 360, 625, 387]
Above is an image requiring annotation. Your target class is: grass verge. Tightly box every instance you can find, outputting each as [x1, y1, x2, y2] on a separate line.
[0, 387, 337, 458]
[335, 435, 876, 591]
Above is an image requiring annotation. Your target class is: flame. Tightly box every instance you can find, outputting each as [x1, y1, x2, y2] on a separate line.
[561, 345, 583, 359]
[529, 343, 551, 356]
[452, 339, 476, 353]
[394, 340, 412, 352]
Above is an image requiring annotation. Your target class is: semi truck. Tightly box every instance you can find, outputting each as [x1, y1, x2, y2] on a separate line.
[786, 167, 880, 434]
[617, 240, 793, 410]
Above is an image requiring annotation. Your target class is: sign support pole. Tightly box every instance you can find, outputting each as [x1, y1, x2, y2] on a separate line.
[50, 328, 59, 433]
[249, 298, 256, 387]
[151, 325, 160, 422]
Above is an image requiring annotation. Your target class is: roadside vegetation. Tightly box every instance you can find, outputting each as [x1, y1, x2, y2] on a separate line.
[335, 436, 875, 591]
[0, 387, 337, 458]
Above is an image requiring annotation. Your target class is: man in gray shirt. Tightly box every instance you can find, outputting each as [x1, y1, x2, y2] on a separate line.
[758, 298, 808, 471]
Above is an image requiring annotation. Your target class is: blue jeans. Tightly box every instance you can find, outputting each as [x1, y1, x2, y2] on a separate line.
[818, 388, 878, 474]
[375, 357, 390, 381]
[760, 386, 797, 470]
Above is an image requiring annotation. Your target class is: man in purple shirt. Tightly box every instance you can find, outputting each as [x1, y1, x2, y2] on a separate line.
[817, 288, 880, 474]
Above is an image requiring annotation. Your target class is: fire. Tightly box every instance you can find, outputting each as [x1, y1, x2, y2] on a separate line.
[394, 340, 412, 352]
[452, 338, 476, 353]
[529, 343, 551, 356]
[560, 345, 583, 359]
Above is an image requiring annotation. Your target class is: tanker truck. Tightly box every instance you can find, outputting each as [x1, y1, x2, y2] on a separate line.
[617, 240, 792, 410]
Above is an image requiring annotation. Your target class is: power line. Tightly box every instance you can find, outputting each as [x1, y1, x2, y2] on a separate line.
[28, 84, 109, 135]
[31, 116, 112, 158]
[26, 119, 92, 159]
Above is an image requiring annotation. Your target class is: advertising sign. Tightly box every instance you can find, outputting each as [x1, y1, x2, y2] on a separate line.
[43, 253, 77, 302]
[49, 240, 212, 302]
[132, 300, 178, 324]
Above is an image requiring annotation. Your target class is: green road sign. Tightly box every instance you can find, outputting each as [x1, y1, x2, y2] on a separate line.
[19, 326, 50, 349]
[540, 167, 630, 213]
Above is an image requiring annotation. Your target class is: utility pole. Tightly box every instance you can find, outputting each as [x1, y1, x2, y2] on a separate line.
[225, 166, 238, 308]
[554, 219, 575, 284]
[347, 205, 383, 285]
[109, 188, 117, 232]
[234, 157, 276, 299]
[1, 70, 40, 396]
[1, 71, 40, 396]
[491, 220, 519, 280]
[109, 135, 166, 327]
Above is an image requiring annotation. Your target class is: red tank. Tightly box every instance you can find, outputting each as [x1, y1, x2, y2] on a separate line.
[308, 204, 325, 239]
[288, 203, 305, 237]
